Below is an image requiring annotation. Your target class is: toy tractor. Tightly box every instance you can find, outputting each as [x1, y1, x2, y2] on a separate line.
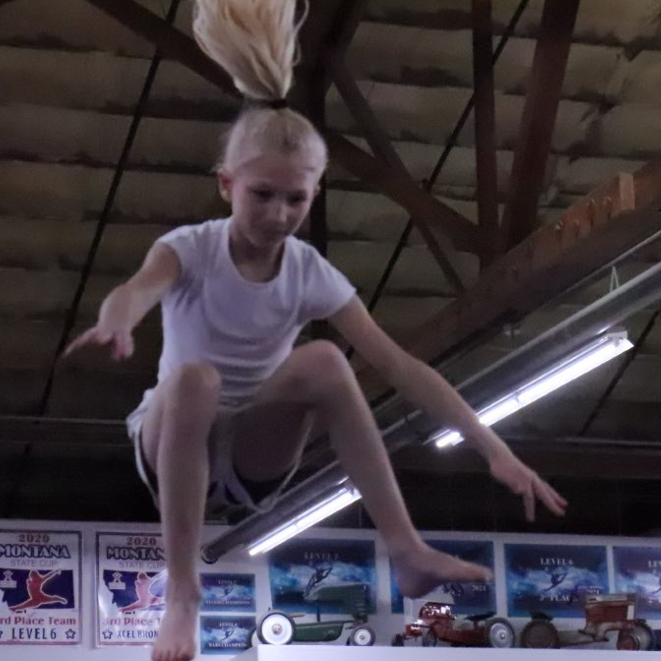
[254, 583, 375, 647]
[520, 593, 654, 651]
[391, 597, 515, 649]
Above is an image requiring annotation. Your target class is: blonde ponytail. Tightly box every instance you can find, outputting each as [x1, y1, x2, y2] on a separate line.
[193, 0, 307, 101]
[194, 0, 327, 175]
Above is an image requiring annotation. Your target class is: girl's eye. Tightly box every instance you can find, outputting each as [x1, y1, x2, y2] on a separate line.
[253, 189, 273, 201]
[287, 195, 306, 206]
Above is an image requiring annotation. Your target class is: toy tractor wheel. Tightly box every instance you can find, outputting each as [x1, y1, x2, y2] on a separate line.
[349, 626, 376, 646]
[520, 619, 560, 649]
[616, 631, 639, 651]
[391, 633, 405, 647]
[632, 622, 655, 651]
[247, 627, 259, 648]
[422, 629, 437, 647]
[484, 617, 516, 648]
[257, 611, 295, 645]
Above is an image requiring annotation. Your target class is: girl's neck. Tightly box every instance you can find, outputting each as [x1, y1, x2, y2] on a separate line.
[228, 223, 284, 283]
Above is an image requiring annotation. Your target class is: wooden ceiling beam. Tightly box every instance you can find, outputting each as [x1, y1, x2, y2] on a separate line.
[471, 0, 500, 267]
[361, 164, 661, 404]
[326, 131, 481, 251]
[82, 0, 480, 253]
[328, 55, 466, 291]
[500, 0, 580, 250]
[84, 0, 235, 92]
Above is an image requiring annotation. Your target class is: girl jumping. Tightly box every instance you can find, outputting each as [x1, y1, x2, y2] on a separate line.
[66, 1, 567, 659]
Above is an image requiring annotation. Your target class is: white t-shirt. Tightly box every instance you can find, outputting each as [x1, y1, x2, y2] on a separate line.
[126, 218, 356, 436]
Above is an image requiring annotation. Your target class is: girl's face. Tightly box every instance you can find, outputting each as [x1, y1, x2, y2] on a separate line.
[220, 152, 321, 250]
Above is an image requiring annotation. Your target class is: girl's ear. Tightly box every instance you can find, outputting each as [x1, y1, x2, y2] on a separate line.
[217, 171, 232, 202]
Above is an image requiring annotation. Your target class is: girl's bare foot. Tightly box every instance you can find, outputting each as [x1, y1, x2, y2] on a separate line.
[392, 541, 492, 599]
[152, 586, 200, 661]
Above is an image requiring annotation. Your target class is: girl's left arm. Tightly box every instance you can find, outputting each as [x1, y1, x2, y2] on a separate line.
[329, 296, 567, 521]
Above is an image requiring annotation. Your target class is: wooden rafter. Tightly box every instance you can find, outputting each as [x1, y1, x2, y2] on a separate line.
[81, 0, 481, 253]
[84, 0, 235, 91]
[500, 0, 580, 250]
[328, 54, 466, 292]
[471, 0, 500, 266]
[295, 0, 368, 106]
[325, 130, 481, 252]
[361, 161, 661, 407]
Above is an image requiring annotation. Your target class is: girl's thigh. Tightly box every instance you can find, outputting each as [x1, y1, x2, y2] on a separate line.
[229, 348, 329, 482]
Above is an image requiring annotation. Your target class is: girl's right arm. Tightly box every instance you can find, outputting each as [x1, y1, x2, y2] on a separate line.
[65, 242, 181, 360]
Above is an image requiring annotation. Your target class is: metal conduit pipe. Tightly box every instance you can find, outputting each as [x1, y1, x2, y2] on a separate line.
[202, 259, 661, 560]
[456, 258, 661, 411]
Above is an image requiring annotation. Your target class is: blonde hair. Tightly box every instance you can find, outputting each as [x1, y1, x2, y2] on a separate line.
[193, 0, 327, 174]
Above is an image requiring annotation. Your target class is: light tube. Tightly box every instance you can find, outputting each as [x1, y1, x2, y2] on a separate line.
[433, 332, 632, 448]
[247, 485, 362, 556]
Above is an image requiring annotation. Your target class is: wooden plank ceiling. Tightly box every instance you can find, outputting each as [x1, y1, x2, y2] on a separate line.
[2, 0, 661, 524]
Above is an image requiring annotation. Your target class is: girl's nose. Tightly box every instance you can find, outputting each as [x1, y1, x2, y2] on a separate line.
[272, 200, 288, 223]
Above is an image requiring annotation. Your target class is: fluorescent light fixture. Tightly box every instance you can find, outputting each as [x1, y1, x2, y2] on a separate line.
[433, 332, 633, 448]
[247, 484, 362, 556]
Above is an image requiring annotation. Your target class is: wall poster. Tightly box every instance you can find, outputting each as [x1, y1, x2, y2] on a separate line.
[614, 546, 661, 618]
[0, 529, 81, 645]
[505, 543, 608, 617]
[96, 532, 166, 646]
[390, 539, 495, 615]
[269, 538, 377, 615]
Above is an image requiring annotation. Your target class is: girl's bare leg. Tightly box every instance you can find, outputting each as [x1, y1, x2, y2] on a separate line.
[141, 363, 221, 661]
[233, 341, 491, 598]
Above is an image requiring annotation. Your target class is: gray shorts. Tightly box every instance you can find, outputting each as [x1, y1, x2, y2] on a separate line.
[128, 406, 303, 516]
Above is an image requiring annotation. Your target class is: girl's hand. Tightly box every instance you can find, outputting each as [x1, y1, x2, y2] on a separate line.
[488, 446, 568, 522]
[64, 325, 134, 361]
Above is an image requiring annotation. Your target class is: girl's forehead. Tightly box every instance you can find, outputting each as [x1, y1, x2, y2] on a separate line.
[237, 153, 322, 185]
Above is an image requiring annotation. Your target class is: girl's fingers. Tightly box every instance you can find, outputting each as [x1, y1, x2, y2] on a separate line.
[534, 478, 568, 517]
[111, 333, 134, 361]
[64, 328, 97, 356]
[64, 328, 117, 357]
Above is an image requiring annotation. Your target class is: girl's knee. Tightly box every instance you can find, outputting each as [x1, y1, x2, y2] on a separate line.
[169, 363, 221, 402]
[294, 340, 354, 394]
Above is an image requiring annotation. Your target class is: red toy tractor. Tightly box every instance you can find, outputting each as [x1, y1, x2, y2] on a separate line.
[520, 593, 654, 651]
[392, 598, 515, 649]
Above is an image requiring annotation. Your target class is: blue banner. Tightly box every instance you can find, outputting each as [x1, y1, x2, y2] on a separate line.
[614, 546, 661, 617]
[200, 615, 254, 655]
[391, 539, 495, 615]
[269, 538, 376, 614]
[200, 573, 255, 613]
[505, 543, 608, 617]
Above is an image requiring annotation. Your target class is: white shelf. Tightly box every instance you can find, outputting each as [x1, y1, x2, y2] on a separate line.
[241, 646, 651, 660]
